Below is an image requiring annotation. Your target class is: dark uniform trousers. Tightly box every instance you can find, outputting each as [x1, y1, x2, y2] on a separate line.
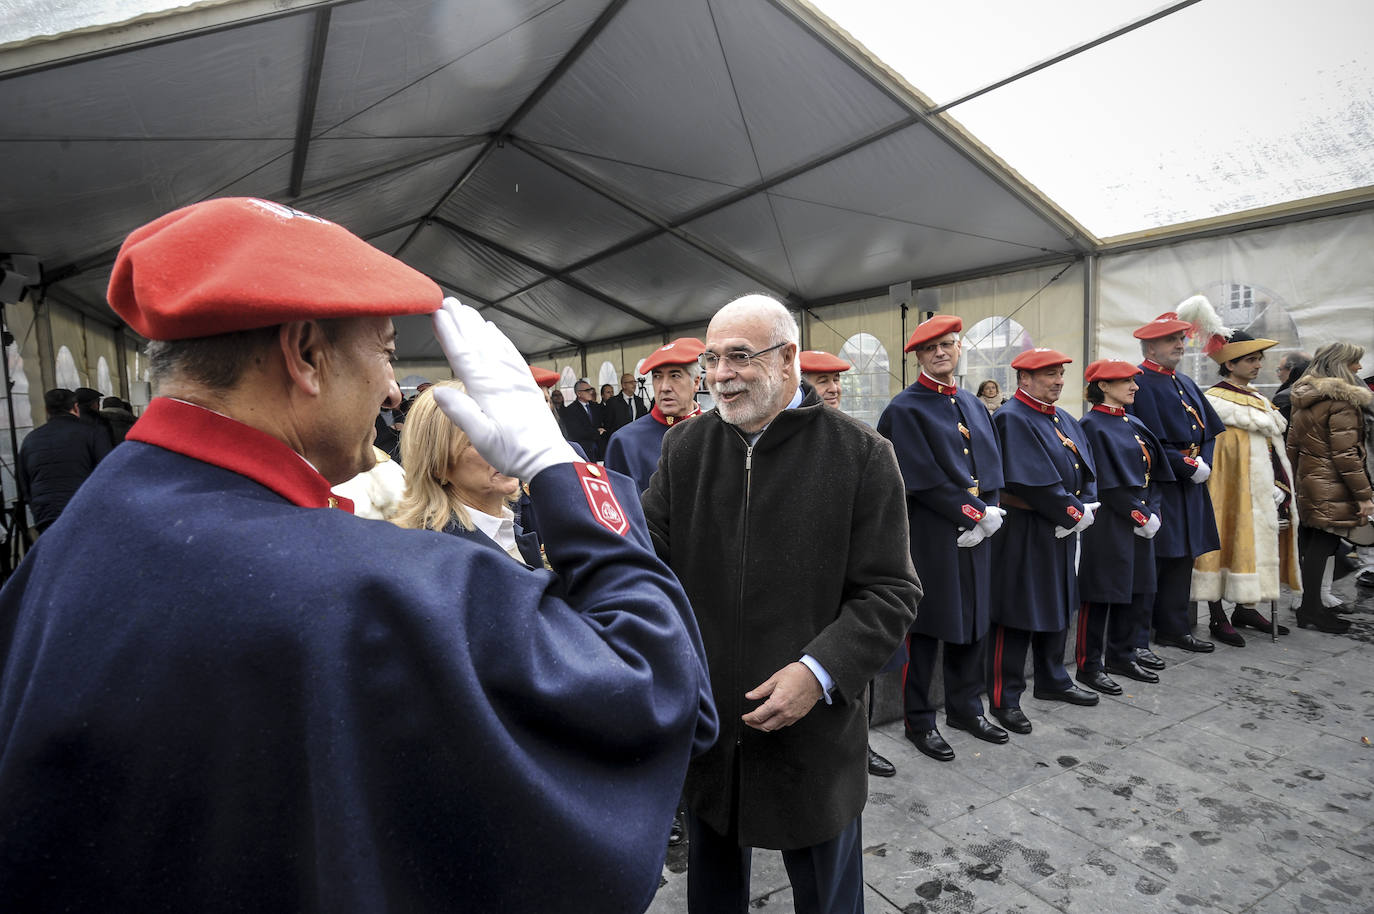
[1151, 555, 1196, 639]
[988, 624, 1073, 710]
[903, 632, 986, 730]
[687, 812, 863, 914]
[1077, 592, 1153, 672]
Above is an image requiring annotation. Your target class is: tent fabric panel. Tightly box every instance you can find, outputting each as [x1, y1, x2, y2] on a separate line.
[402, 223, 547, 301]
[437, 145, 654, 271]
[315, 0, 608, 142]
[0, 13, 312, 140]
[504, 279, 651, 340]
[528, 144, 742, 223]
[366, 224, 422, 256]
[677, 194, 797, 293]
[298, 137, 482, 193]
[772, 124, 1078, 256]
[706, 0, 908, 180]
[519, 0, 758, 187]
[0, 138, 296, 269]
[48, 270, 126, 321]
[570, 234, 767, 326]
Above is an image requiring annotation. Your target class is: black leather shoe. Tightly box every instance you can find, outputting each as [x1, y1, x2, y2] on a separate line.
[867, 745, 896, 777]
[906, 728, 955, 762]
[1105, 660, 1160, 683]
[668, 810, 685, 847]
[1155, 632, 1215, 653]
[1134, 648, 1166, 670]
[1075, 669, 1123, 695]
[946, 714, 1010, 744]
[1208, 619, 1246, 647]
[1033, 685, 1100, 706]
[990, 706, 1032, 734]
[1231, 605, 1289, 635]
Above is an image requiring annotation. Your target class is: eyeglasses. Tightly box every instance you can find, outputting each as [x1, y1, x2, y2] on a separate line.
[916, 340, 960, 354]
[699, 341, 789, 371]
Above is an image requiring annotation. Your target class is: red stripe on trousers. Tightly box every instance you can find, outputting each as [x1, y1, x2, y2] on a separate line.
[991, 625, 1004, 708]
[1076, 602, 1089, 668]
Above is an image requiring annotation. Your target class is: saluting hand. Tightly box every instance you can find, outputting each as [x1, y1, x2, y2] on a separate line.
[742, 662, 823, 732]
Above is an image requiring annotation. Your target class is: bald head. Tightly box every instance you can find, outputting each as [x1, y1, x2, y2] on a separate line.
[703, 294, 800, 433]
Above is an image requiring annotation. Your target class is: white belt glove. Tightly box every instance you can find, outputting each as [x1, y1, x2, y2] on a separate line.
[1056, 501, 1100, 538]
[1133, 513, 1162, 539]
[1271, 486, 1286, 507]
[956, 526, 986, 548]
[976, 506, 1007, 537]
[1190, 457, 1211, 484]
[430, 297, 580, 481]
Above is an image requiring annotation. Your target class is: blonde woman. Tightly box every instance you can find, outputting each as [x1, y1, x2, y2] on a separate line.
[393, 381, 541, 566]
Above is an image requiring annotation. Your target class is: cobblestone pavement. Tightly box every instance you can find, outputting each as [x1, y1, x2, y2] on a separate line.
[648, 574, 1374, 913]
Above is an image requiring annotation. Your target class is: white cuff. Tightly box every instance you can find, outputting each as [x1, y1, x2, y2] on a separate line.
[800, 654, 834, 705]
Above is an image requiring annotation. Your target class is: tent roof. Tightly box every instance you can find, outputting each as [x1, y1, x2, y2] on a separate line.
[1, 0, 1369, 360]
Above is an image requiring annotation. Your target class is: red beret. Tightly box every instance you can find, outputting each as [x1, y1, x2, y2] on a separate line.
[108, 198, 441, 340]
[903, 314, 963, 353]
[530, 366, 561, 388]
[1084, 359, 1141, 382]
[640, 337, 705, 373]
[1011, 348, 1072, 371]
[799, 350, 851, 373]
[1132, 311, 1194, 340]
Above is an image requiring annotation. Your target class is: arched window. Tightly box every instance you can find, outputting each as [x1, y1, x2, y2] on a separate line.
[96, 356, 112, 394]
[1181, 282, 1303, 400]
[837, 333, 890, 428]
[960, 316, 1032, 403]
[55, 345, 80, 389]
[558, 366, 578, 404]
[596, 361, 619, 401]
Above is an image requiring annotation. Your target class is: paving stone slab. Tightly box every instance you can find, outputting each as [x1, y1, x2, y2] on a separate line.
[1025, 847, 1182, 913]
[930, 797, 1101, 894]
[1138, 721, 1279, 780]
[1184, 702, 1332, 756]
[1239, 849, 1374, 914]
[1100, 677, 1225, 722]
[862, 826, 1033, 914]
[1252, 756, 1374, 836]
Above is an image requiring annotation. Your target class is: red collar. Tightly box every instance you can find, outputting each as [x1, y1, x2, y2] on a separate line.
[651, 402, 701, 427]
[1215, 380, 1262, 400]
[127, 398, 354, 512]
[1014, 389, 1056, 415]
[1141, 359, 1175, 376]
[1092, 404, 1127, 417]
[916, 372, 958, 396]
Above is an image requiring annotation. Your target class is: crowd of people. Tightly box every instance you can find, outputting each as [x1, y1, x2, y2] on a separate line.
[0, 196, 1369, 914]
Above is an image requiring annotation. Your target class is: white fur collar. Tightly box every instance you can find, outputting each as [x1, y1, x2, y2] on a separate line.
[1206, 388, 1286, 438]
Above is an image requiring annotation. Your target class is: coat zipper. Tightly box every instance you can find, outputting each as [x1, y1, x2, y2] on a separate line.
[735, 434, 753, 752]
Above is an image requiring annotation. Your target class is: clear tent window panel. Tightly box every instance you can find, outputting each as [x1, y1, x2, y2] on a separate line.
[837, 332, 890, 428]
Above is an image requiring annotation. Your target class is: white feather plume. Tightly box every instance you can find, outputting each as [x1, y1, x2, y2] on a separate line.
[1174, 294, 1229, 340]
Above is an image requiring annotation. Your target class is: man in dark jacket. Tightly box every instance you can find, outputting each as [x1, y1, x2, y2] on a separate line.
[1271, 351, 1309, 425]
[603, 371, 650, 436]
[100, 396, 138, 444]
[17, 388, 113, 532]
[561, 378, 604, 460]
[643, 294, 920, 914]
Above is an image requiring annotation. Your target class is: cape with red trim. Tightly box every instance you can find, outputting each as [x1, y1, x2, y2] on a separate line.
[0, 400, 717, 913]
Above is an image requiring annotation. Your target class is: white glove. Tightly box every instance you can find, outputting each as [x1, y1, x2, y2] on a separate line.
[1133, 513, 1162, 539]
[976, 506, 1007, 537]
[956, 526, 986, 548]
[1271, 486, 1285, 507]
[430, 297, 580, 481]
[1190, 457, 1211, 484]
[1055, 501, 1099, 538]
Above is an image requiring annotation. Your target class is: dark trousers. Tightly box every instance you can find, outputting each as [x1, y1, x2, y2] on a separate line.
[1077, 594, 1148, 671]
[903, 632, 987, 730]
[1298, 525, 1342, 612]
[687, 813, 864, 914]
[1151, 555, 1196, 638]
[987, 624, 1072, 710]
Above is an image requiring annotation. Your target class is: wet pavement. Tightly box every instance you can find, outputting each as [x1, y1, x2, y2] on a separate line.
[648, 574, 1374, 913]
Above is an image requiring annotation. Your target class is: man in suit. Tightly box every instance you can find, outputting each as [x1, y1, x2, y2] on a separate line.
[562, 378, 605, 460]
[605, 372, 650, 436]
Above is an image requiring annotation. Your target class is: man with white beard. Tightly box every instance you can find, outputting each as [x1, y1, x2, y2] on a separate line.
[642, 294, 920, 914]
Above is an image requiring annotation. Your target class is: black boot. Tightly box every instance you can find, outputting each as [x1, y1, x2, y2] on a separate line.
[1295, 604, 1351, 634]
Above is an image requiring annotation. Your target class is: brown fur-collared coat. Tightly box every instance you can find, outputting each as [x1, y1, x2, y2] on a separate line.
[1287, 375, 1373, 529]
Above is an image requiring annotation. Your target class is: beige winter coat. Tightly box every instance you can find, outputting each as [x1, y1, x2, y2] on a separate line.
[1286, 376, 1373, 528]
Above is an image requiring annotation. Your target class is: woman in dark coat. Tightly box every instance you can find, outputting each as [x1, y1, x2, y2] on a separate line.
[1286, 342, 1373, 633]
[1076, 360, 1175, 691]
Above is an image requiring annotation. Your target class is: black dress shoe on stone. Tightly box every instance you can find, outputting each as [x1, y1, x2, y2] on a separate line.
[1075, 669, 1123, 695]
[867, 745, 896, 777]
[1033, 685, 1100, 706]
[1155, 632, 1215, 653]
[990, 706, 1032, 734]
[1105, 660, 1160, 683]
[1231, 605, 1290, 635]
[946, 714, 1010, 744]
[1208, 619, 1246, 647]
[907, 728, 955, 762]
[1134, 648, 1166, 670]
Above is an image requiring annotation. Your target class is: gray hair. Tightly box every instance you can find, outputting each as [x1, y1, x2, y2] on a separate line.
[1306, 342, 1365, 387]
[146, 319, 345, 392]
[714, 294, 800, 372]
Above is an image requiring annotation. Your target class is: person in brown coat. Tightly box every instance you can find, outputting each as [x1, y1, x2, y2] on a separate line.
[1286, 342, 1373, 633]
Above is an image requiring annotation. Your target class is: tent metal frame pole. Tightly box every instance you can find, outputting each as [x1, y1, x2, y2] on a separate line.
[429, 216, 667, 333]
[393, 0, 633, 259]
[287, 8, 333, 198]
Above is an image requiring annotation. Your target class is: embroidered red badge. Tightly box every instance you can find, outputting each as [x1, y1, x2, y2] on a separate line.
[576, 463, 629, 535]
[1183, 457, 1197, 468]
[1066, 505, 1083, 522]
[961, 504, 983, 522]
[1131, 510, 1148, 526]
